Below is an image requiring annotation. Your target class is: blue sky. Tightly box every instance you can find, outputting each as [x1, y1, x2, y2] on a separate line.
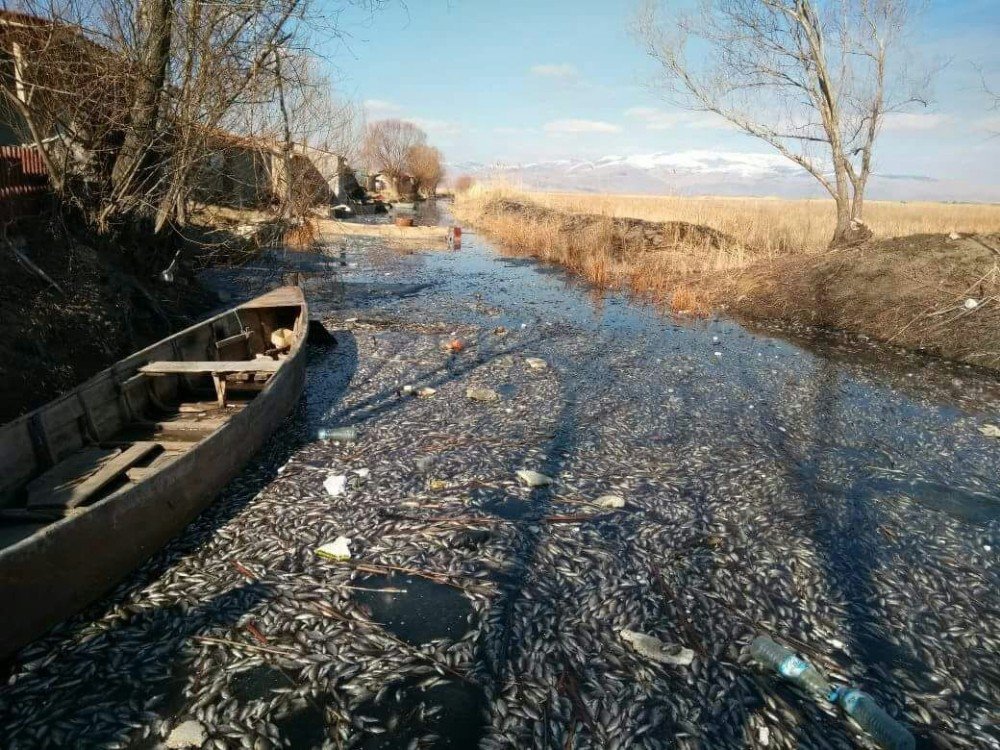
[324, 0, 1000, 194]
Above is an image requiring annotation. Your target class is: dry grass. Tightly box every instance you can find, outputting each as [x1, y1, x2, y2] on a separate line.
[454, 184, 1000, 367]
[283, 218, 318, 249]
[524, 190, 1000, 255]
[453, 184, 778, 311]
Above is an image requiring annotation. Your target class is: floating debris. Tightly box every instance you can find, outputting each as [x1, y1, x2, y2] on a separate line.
[317, 426, 357, 442]
[525, 357, 548, 370]
[979, 424, 1000, 438]
[619, 630, 694, 666]
[316, 536, 352, 561]
[165, 720, 207, 749]
[417, 387, 437, 398]
[323, 474, 348, 496]
[595, 494, 626, 509]
[466, 386, 500, 402]
[516, 469, 553, 487]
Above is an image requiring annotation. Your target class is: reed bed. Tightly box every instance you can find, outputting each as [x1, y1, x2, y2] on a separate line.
[523, 190, 1000, 255]
[452, 185, 780, 311]
[453, 185, 1000, 368]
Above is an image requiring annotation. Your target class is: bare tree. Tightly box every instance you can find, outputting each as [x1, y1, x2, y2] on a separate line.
[1, 0, 377, 233]
[635, 0, 931, 247]
[407, 143, 443, 197]
[362, 118, 426, 196]
[453, 173, 474, 193]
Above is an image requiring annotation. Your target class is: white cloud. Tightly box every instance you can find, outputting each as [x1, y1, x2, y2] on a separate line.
[971, 115, 1000, 133]
[363, 99, 403, 115]
[530, 63, 579, 79]
[543, 119, 621, 134]
[881, 112, 953, 132]
[410, 118, 463, 136]
[625, 106, 730, 130]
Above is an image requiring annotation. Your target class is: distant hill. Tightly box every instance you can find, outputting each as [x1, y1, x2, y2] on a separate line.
[449, 151, 999, 203]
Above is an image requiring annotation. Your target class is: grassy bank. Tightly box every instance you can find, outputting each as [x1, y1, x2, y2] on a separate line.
[454, 186, 1000, 370]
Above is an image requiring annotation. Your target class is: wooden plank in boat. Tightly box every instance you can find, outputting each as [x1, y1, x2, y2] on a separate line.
[26, 447, 120, 506]
[240, 286, 305, 308]
[215, 331, 252, 350]
[28, 442, 161, 509]
[102, 439, 197, 452]
[126, 451, 178, 482]
[139, 360, 281, 375]
[137, 416, 230, 432]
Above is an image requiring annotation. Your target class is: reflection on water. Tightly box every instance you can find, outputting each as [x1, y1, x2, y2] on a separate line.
[353, 574, 473, 646]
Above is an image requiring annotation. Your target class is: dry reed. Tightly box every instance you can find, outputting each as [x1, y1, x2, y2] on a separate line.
[453, 184, 1000, 368]
[523, 190, 1000, 255]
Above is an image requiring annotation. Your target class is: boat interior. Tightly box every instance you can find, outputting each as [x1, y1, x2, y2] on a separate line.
[0, 297, 304, 550]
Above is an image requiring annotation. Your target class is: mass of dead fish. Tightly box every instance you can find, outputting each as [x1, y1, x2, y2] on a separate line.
[1, 225, 998, 750]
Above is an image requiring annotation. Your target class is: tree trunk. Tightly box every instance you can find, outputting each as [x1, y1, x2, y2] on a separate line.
[830, 195, 853, 247]
[109, 0, 173, 205]
[829, 158, 873, 248]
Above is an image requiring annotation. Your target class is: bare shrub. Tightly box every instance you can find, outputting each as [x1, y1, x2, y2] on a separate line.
[407, 144, 443, 197]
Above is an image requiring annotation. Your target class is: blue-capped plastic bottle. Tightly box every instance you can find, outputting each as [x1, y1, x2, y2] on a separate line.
[749, 635, 836, 699]
[836, 688, 915, 750]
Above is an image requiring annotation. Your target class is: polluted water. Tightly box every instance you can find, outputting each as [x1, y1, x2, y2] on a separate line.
[1, 203, 998, 750]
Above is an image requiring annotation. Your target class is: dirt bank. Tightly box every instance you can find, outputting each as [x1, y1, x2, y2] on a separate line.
[732, 233, 1000, 370]
[455, 192, 1000, 371]
[0, 219, 220, 424]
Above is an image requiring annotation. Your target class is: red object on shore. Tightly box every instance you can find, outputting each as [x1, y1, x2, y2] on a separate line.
[444, 338, 465, 353]
[450, 226, 462, 248]
[394, 216, 414, 227]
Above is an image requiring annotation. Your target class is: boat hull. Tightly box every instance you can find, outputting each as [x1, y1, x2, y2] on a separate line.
[0, 291, 307, 661]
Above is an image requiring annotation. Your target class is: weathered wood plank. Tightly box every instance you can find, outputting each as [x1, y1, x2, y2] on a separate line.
[28, 442, 161, 509]
[139, 360, 281, 375]
[239, 286, 305, 308]
[26, 447, 121, 506]
[125, 452, 178, 482]
[215, 331, 252, 350]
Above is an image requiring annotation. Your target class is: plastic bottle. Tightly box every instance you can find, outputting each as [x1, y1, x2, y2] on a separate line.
[317, 426, 357, 442]
[749, 636, 835, 699]
[836, 688, 915, 750]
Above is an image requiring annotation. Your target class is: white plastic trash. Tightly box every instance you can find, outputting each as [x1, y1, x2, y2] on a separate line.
[316, 536, 352, 561]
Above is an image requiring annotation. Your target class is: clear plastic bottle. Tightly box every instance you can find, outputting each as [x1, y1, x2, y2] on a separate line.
[749, 635, 836, 699]
[837, 689, 915, 750]
[317, 426, 357, 442]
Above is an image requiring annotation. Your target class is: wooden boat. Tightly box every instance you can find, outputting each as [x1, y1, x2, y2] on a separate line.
[0, 286, 308, 660]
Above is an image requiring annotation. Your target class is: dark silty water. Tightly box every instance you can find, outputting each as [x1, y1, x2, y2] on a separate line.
[1, 205, 997, 750]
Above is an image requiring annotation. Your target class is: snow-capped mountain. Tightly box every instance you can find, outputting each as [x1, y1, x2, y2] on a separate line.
[449, 151, 995, 202]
